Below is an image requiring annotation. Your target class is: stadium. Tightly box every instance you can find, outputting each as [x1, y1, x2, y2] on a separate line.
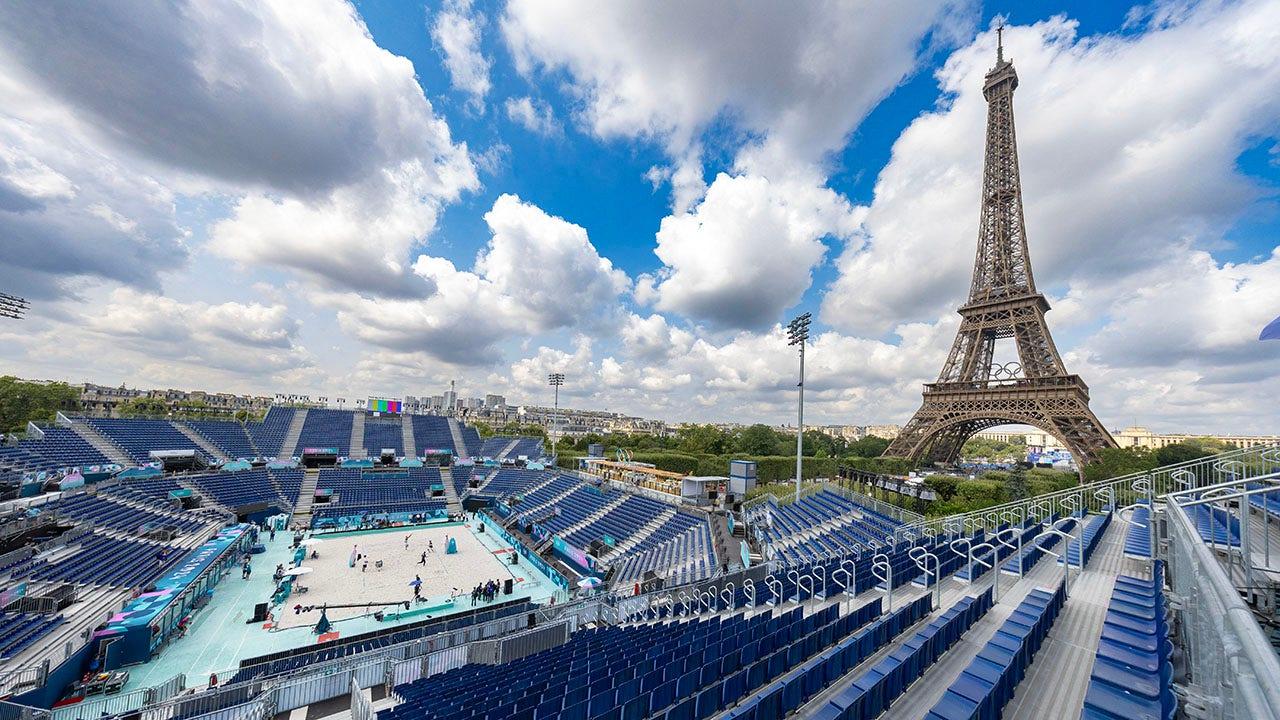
[2, 3, 1280, 720]
[0, 403, 1277, 720]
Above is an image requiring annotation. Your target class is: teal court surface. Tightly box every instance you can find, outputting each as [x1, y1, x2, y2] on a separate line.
[120, 519, 559, 693]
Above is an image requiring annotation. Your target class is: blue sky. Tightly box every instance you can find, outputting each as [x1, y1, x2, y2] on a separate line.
[0, 0, 1277, 433]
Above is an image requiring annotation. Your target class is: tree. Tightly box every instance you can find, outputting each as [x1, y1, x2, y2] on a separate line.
[1154, 442, 1214, 466]
[118, 396, 170, 417]
[1006, 465, 1029, 501]
[736, 424, 783, 456]
[676, 424, 728, 455]
[1082, 447, 1157, 483]
[925, 476, 959, 502]
[0, 376, 80, 433]
[847, 435, 891, 458]
[471, 421, 494, 438]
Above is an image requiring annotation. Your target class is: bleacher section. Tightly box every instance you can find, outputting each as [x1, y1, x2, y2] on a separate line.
[460, 425, 483, 458]
[14, 534, 183, 587]
[483, 468, 554, 498]
[755, 490, 904, 565]
[508, 437, 544, 459]
[86, 418, 212, 464]
[229, 600, 534, 684]
[612, 522, 715, 586]
[182, 468, 298, 513]
[0, 612, 64, 660]
[801, 589, 994, 720]
[383, 599, 917, 720]
[477, 435, 542, 459]
[926, 581, 1067, 720]
[184, 420, 257, 459]
[479, 437, 510, 458]
[1081, 562, 1175, 720]
[247, 407, 295, 457]
[295, 409, 354, 455]
[310, 467, 447, 523]
[410, 415, 455, 455]
[44, 491, 207, 534]
[362, 419, 403, 456]
[0, 426, 114, 484]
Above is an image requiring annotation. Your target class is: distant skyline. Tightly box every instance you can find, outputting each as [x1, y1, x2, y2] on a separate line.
[1, 1, 1277, 434]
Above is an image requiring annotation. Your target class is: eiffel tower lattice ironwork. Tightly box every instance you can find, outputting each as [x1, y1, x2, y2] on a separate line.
[886, 28, 1116, 466]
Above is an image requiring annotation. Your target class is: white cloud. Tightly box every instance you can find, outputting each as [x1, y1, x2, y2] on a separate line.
[504, 96, 559, 136]
[0, 288, 313, 391]
[492, 314, 955, 424]
[1081, 248, 1280, 376]
[502, 0, 972, 175]
[823, 6, 1280, 333]
[0, 0, 478, 297]
[643, 173, 862, 328]
[313, 194, 628, 363]
[431, 0, 492, 109]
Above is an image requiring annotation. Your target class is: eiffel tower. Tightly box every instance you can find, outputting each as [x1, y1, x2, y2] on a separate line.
[886, 28, 1116, 466]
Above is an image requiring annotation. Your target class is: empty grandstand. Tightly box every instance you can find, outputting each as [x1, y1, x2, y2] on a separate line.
[1, 416, 1277, 720]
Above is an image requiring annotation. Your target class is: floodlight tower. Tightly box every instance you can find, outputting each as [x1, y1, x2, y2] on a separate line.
[0, 293, 29, 320]
[548, 373, 565, 458]
[787, 313, 811, 503]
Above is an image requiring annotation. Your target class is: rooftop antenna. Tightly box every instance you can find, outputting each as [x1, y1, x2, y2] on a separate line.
[996, 23, 1005, 64]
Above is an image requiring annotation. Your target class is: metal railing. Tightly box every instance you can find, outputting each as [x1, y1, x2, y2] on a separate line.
[1165, 488, 1280, 719]
[890, 444, 1280, 544]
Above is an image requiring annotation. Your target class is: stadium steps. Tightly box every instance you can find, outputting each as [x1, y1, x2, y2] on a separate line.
[517, 478, 583, 518]
[605, 505, 677, 559]
[557, 494, 630, 540]
[349, 412, 365, 459]
[870, 518, 1128, 719]
[0, 582, 132, 685]
[1002, 519, 1142, 719]
[438, 467, 463, 515]
[499, 437, 521, 460]
[447, 418, 470, 460]
[171, 422, 230, 464]
[292, 470, 319, 522]
[401, 414, 416, 459]
[278, 409, 308, 458]
[65, 419, 133, 467]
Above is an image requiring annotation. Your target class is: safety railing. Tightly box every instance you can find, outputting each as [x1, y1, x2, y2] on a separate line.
[1165, 490, 1280, 720]
[890, 444, 1279, 544]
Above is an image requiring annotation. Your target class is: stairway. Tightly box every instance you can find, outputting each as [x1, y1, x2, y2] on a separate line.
[292, 469, 320, 524]
[401, 414, 417, 458]
[66, 418, 133, 466]
[439, 467, 463, 515]
[171, 421, 230, 464]
[708, 512, 736, 571]
[518, 482, 581, 518]
[278, 408, 308, 458]
[559, 494, 629, 539]
[447, 418, 470, 460]
[500, 438, 520, 460]
[349, 411, 366, 458]
[606, 506, 676, 559]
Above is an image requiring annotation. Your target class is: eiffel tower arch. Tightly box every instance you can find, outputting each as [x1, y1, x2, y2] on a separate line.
[885, 29, 1116, 467]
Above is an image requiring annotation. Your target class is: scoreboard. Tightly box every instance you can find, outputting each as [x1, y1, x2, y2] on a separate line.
[368, 398, 402, 414]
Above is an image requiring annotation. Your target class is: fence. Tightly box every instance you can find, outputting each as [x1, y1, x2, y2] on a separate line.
[1165, 493, 1280, 719]
[349, 678, 373, 720]
[468, 620, 570, 665]
[50, 675, 186, 720]
[887, 444, 1280, 544]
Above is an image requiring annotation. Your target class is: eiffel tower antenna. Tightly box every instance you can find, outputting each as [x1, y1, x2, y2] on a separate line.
[885, 37, 1116, 469]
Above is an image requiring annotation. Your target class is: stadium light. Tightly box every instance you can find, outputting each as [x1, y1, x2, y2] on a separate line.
[0, 292, 29, 320]
[787, 312, 811, 503]
[548, 373, 565, 458]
